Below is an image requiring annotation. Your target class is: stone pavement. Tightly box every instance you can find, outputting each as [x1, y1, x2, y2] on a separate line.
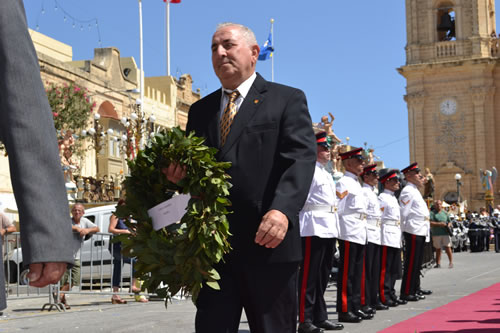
[1, 251, 499, 332]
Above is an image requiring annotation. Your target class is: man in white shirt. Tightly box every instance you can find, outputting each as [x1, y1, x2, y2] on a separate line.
[359, 164, 382, 315]
[298, 132, 344, 333]
[378, 170, 403, 308]
[336, 148, 373, 323]
[399, 163, 431, 302]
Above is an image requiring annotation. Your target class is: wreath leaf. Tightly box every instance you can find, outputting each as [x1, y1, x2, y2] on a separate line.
[115, 127, 232, 307]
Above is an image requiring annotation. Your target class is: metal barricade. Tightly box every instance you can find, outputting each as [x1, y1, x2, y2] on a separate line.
[3, 232, 157, 310]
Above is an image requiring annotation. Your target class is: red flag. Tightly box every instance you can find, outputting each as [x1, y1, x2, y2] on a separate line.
[164, 0, 181, 3]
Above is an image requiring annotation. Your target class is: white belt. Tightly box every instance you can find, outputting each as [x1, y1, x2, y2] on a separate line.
[367, 218, 381, 227]
[302, 204, 338, 213]
[344, 213, 367, 220]
[382, 219, 400, 226]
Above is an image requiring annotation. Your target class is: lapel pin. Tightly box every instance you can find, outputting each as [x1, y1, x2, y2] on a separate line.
[254, 99, 259, 104]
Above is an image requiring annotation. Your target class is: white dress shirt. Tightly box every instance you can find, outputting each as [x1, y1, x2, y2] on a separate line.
[299, 162, 340, 238]
[399, 182, 430, 239]
[362, 183, 381, 245]
[337, 171, 367, 245]
[219, 72, 257, 118]
[379, 189, 402, 248]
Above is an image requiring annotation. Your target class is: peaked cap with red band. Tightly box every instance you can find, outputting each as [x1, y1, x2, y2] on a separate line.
[361, 163, 378, 176]
[340, 147, 364, 161]
[401, 162, 420, 174]
[380, 170, 399, 183]
[315, 131, 330, 148]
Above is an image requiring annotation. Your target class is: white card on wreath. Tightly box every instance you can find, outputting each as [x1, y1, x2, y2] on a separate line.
[148, 194, 191, 231]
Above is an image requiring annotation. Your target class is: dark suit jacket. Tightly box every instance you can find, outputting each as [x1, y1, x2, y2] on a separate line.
[0, 0, 74, 310]
[186, 73, 316, 264]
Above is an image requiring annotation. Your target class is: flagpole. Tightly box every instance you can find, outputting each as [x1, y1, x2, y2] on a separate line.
[270, 18, 274, 82]
[138, 0, 145, 148]
[166, 0, 171, 76]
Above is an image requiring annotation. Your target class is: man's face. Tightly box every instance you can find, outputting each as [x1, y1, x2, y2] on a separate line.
[316, 145, 330, 164]
[434, 200, 443, 211]
[363, 172, 379, 187]
[385, 177, 400, 192]
[71, 205, 84, 221]
[211, 26, 259, 90]
[406, 170, 425, 188]
[344, 157, 365, 176]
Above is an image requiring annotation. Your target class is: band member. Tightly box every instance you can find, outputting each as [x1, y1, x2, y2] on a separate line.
[336, 148, 373, 323]
[399, 163, 431, 301]
[378, 170, 403, 308]
[298, 132, 344, 333]
[359, 164, 382, 314]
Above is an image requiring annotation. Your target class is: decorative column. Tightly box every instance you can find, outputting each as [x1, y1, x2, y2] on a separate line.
[471, 86, 491, 193]
[405, 91, 426, 166]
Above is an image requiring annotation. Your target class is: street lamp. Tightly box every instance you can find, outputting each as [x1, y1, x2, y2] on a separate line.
[455, 173, 462, 203]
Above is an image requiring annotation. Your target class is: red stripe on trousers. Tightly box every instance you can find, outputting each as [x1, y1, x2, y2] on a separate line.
[299, 237, 312, 323]
[405, 234, 417, 295]
[342, 241, 350, 313]
[379, 246, 387, 303]
[361, 250, 366, 306]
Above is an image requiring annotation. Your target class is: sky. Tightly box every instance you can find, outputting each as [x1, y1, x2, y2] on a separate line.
[23, 0, 409, 169]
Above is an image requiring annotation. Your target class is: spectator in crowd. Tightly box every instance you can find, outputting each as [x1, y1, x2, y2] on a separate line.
[59, 203, 99, 309]
[108, 199, 148, 304]
[430, 200, 453, 268]
[0, 212, 17, 237]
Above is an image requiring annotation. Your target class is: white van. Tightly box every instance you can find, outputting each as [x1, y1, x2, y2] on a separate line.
[5, 204, 132, 286]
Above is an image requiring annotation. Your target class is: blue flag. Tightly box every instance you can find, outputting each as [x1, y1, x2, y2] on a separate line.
[258, 33, 274, 61]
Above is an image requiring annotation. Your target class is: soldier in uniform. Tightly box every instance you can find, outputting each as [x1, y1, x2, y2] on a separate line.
[399, 163, 432, 302]
[359, 164, 382, 315]
[336, 148, 373, 323]
[297, 132, 344, 333]
[378, 170, 404, 308]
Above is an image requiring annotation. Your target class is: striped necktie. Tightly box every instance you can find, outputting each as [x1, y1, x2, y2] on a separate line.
[220, 90, 240, 146]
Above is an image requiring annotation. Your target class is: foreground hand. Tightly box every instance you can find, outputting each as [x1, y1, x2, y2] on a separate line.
[161, 163, 187, 184]
[28, 262, 67, 287]
[255, 210, 289, 248]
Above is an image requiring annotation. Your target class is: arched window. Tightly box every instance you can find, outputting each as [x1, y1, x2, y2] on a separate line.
[437, 4, 456, 41]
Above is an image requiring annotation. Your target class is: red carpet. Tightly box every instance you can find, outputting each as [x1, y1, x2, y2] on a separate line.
[380, 283, 500, 333]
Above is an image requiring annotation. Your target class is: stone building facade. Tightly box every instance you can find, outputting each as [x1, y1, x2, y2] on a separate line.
[399, 0, 500, 210]
[0, 29, 200, 210]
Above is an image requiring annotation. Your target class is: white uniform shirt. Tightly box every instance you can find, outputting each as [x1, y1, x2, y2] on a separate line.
[299, 162, 339, 238]
[361, 184, 381, 245]
[337, 171, 367, 245]
[399, 182, 430, 238]
[379, 189, 401, 248]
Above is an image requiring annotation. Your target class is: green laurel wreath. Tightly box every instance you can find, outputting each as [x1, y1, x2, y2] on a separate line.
[115, 127, 232, 306]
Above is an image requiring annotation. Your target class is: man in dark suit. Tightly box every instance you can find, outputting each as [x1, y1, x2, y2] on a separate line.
[165, 22, 316, 333]
[0, 0, 74, 312]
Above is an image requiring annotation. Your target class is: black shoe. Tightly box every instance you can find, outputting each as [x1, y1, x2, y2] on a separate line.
[401, 295, 419, 302]
[383, 299, 398, 307]
[417, 289, 432, 295]
[395, 297, 408, 305]
[361, 305, 376, 315]
[417, 294, 426, 300]
[354, 310, 374, 320]
[314, 320, 344, 331]
[298, 322, 324, 333]
[374, 302, 389, 310]
[338, 311, 362, 323]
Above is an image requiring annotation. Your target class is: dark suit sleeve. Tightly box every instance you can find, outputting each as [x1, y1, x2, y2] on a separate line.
[269, 89, 316, 228]
[0, 0, 74, 265]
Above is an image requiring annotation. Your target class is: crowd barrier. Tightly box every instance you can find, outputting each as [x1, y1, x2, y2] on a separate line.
[2, 232, 158, 311]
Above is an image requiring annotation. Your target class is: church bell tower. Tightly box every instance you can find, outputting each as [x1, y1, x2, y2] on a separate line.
[398, 0, 500, 210]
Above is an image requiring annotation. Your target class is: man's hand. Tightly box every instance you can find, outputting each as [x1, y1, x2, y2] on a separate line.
[255, 210, 289, 248]
[28, 262, 67, 288]
[79, 228, 89, 237]
[161, 163, 187, 184]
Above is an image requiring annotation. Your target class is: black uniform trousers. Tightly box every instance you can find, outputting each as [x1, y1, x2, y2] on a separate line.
[400, 232, 425, 297]
[361, 242, 381, 308]
[195, 261, 299, 333]
[298, 236, 335, 324]
[379, 245, 400, 304]
[336, 239, 365, 313]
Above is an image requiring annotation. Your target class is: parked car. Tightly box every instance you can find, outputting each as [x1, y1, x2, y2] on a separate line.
[4, 204, 132, 286]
